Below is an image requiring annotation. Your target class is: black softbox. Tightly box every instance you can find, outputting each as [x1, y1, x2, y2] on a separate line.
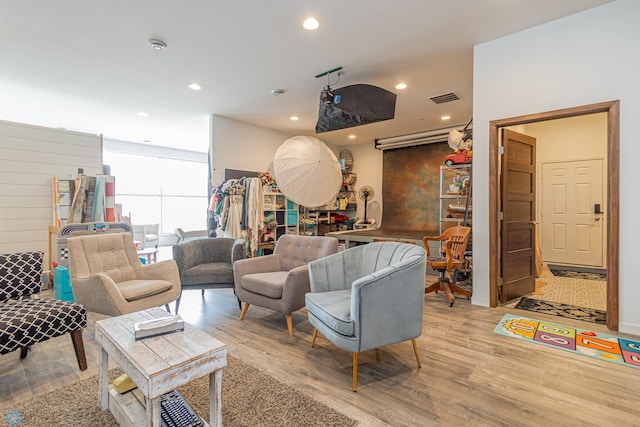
[315, 84, 397, 133]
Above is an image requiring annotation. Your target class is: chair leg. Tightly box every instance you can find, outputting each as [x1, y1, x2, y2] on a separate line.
[426, 277, 456, 306]
[424, 281, 442, 294]
[175, 296, 181, 314]
[234, 288, 241, 310]
[311, 329, 318, 347]
[71, 330, 88, 371]
[201, 289, 205, 298]
[412, 339, 422, 368]
[449, 269, 472, 298]
[353, 352, 359, 392]
[239, 303, 250, 320]
[285, 313, 293, 336]
[165, 304, 171, 313]
[19, 346, 29, 359]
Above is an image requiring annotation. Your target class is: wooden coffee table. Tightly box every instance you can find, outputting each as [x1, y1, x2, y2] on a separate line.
[95, 307, 226, 426]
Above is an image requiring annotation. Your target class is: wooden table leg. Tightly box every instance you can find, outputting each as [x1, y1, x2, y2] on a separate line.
[209, 369, 223, 426]
[99, 347, 109, 410]
[148, 397, 161, 426]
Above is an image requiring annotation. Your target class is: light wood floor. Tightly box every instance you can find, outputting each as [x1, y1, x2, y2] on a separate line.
[2, 284, 640, 426]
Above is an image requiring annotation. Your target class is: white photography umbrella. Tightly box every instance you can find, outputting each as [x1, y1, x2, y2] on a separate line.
[273, 135, 342, 208]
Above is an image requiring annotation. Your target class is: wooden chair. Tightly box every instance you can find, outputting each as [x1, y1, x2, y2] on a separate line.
[423, 226, 471, 307]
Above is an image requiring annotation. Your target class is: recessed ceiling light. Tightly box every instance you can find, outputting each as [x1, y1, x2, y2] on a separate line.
[395, 83, 407, 90]
[303, 17, 320, 30]
[441, 115, 451, 121]
[290, 116, 299, 121]
[348, 135, 356, 139]
[137, 112, 149, 117]
[271, 89, 285, 96]
[148, 39, 167, 51]
[188, 83, 202, 90]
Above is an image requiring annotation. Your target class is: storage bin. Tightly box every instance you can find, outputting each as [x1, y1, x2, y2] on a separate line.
[287, 211, 298, 225]
[53, 266, 75, 302]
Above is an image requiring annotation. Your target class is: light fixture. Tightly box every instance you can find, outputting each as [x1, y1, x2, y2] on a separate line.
[271, 89, 285, 96]
[303, 17, 320, 30]
[290, 116, 299, 121]
[441, 115, 451, 121]
[148, 39, 167, 51]
[348, 135, 356, 139]
[137, 112, 149, 117]
[188, 83, 202, 90]
[395, 83, 407, 90]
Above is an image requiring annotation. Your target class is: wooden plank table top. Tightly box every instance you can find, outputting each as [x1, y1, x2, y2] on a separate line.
[326, 228, 438, 247]
[95, 307, 226, 426]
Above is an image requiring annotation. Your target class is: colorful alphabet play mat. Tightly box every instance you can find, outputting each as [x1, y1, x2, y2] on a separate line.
[494, 314, 640, 369]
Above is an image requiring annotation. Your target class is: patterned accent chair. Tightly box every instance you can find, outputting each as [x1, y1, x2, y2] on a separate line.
[0, 251, 87, 370]
[305, 242, 426, 391]
[234, 234, 338, 336]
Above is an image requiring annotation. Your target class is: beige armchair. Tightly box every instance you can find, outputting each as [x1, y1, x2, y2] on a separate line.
[67, 233, 181, 316]
[234, 234, 338, 335]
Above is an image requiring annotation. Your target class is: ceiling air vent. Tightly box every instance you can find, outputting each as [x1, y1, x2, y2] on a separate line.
[429, 92, 460, 104]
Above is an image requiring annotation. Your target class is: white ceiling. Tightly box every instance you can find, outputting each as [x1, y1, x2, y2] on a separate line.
[0, 0, 611, 152]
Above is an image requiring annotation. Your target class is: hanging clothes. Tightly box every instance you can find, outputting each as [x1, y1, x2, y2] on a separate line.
[219, 179, 245, 239]
[245, 177, 264, 255]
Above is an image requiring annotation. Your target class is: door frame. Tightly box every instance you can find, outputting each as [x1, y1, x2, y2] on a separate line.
[489, 100, 620, 331]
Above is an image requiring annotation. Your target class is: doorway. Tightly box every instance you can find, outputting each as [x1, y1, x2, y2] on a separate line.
[540, 158, 604, 268]
[489, 101, 620, 331]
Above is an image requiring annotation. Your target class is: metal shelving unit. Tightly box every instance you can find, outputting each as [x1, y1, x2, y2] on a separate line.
[439, 164, 472, 234]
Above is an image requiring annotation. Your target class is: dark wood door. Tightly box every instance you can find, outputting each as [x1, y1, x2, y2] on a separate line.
[500, 129, 536, 303]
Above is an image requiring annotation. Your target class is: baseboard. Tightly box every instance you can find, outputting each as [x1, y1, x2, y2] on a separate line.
[471, 296, 490, 307]
[618, 322, 640, 337]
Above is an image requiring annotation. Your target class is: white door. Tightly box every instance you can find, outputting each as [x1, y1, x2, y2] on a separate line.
[541, 159, 604, 267]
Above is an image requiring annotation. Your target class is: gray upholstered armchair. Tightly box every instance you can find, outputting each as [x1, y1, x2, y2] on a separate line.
[234, 234, 338, 336]
[172, 237, 246, 313]
[67, 233, 181, 316]
[305, 242, 426, 391]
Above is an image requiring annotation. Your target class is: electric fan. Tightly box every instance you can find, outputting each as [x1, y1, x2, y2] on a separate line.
[358, 185, 375, 224]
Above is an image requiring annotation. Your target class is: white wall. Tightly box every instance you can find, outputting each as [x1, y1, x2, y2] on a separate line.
[0, 120, 102, 256]
[473, 0, 640, 333]
[209, 115, 293, 186]
[328, 143, 383, 221]
[524, 114, 607, 163]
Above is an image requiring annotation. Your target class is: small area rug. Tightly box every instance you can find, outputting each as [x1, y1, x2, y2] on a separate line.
[494, 314, 640, 369]
[548, 264, 606, 280]
[515, 296, 606, 325]
[5, 355, 357, 427]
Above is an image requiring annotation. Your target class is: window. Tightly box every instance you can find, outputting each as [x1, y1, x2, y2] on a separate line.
[103, 143, 209, 234]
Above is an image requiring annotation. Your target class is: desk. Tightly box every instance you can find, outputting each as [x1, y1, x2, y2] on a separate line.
[95, 308, 227, 426]
[325, 228, 437, 249]
[136, 247, 159, 264]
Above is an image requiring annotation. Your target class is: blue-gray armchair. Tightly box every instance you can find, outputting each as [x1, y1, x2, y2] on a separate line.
[305, 242, 426, 391]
